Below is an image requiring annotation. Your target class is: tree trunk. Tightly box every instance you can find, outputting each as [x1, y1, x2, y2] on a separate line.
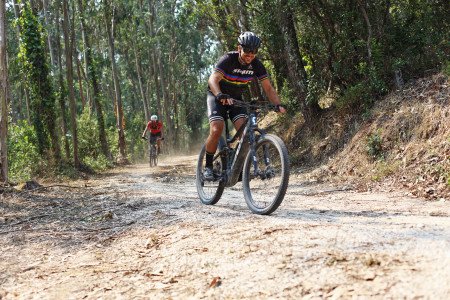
[157, 48, 172, 151]
[12, 0, 31, 123]
[0, 0, 8, 183]
[211, 0, 235, 50]
[277, 0, 315, 119]
[133, 43, 149, 122]
[75, 54, 86, 110]
[62, 0, 79, 167]
[77, 0, 93, 112]
[357, 0, 373, 68]
[104, 0, 127, 163]
[42, 0, 56, 68]
[77, 0, 110, 160]
[147, 1, 162, 119]
[55, 0, 70, 159]
[238, 0, 250, 31]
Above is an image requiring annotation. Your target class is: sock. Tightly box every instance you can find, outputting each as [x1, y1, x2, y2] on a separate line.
[205, 151, 214, 168]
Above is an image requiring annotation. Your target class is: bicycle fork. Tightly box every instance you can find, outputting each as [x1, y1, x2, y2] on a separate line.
[248, 113, 273, 180]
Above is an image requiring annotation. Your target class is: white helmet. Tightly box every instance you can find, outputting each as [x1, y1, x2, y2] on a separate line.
[150, 115, 158, 121]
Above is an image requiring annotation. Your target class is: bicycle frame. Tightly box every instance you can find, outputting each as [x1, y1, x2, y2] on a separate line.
[216, 108, 265, 187]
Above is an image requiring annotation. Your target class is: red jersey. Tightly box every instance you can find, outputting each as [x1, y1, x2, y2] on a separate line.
[146, 120, 163, 134]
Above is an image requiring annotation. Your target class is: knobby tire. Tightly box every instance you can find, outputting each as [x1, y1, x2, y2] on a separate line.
[196, 141, 226, 205]
[242, 134, 289, 215]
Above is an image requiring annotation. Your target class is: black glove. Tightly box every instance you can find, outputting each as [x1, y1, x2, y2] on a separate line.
[215, 92, 230, 102]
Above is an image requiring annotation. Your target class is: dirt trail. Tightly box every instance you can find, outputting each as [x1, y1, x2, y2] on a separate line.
[1, 155, 449, 299]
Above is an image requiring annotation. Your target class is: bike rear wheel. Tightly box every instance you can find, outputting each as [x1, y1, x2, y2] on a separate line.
[149, 145, 158, 167]
[153, 149, 158, 166]
[196, 142, 226, 205]
[242, 134, 289, 215]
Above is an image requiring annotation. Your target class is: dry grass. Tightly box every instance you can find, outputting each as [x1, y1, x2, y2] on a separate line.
[286, 73, 449, 199]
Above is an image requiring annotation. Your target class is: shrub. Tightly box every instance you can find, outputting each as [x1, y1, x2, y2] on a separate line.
[7, 121, 40, 182]
[366, 130, 384, 160]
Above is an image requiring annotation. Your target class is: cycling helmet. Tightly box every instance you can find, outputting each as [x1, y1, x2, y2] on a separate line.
[150, 115, 158, 121]
[238, 32, 261, 51]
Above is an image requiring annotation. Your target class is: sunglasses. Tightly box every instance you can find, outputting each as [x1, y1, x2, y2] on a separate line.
[240, 46, 258, 54]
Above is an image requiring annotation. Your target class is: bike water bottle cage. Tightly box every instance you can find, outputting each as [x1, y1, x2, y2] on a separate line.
[215, 92, 230, 102]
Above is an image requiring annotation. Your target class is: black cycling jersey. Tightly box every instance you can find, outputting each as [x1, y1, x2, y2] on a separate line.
[209, 51, 268, 100]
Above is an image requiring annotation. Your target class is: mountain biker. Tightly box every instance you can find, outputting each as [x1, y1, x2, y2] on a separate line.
[142, 115, 163, 155]
[203, 31, 286, 181]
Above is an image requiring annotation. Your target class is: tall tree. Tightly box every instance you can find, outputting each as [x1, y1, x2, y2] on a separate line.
[0, 0, 8, 183]
[18, 3, 61, 162]
[104, 0, 127, 163]
[62, 0, 79, 167]
[12, 0, 30, 123]
[77, 0, 111, 160]
[54, 0, 71, 159]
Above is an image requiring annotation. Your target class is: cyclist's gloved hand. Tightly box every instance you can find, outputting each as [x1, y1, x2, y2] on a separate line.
[215, 92, 230, 104]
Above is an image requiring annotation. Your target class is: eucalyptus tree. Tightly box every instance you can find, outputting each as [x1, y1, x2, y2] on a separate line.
[62, 0, 79, 167]
[0, 0, 8, 182]
[52, 0, 71, 159]
[77, 0, 111, 160]
[103, 0, 127, 163]
[11, 0, 30, 122]
[17, 2, 61, 162]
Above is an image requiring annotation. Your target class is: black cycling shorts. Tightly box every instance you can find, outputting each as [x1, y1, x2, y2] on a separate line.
[149, 132, 161, 143]
[207, 91, 247, 123]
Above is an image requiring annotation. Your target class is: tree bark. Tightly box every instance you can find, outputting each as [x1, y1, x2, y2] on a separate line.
[104, 0, 127, 163]
[42, 0, 56, 68]
[12, 0, 31, 123]
[357, 0, 373, 68]
[0, 0, 8, 183]
[62, 0, 79, 168]
[55, 0, 70, 159]
[77, 0, 93, 111]
[238, 0, 250, 31]
[133, 42, 149, 122]
[277, 0, 312, 117]
[77, 0, 111, 160]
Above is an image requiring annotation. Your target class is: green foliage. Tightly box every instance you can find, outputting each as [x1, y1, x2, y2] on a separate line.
[444, 61, 450, 77]
[335, 83, 369, 110]
[76, 109, 113, 170]
[83, 154, 112, 172]
[125, 113, 147, 161]
[17, 2, 59, 159]
[77, 109, 101, 159]
[279, 78, 299, 112]
[366, 130, 384, 160]
[7, 121, 40, 182]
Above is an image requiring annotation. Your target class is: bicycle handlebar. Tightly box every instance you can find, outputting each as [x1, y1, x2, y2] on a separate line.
[141, 136, 164, 141]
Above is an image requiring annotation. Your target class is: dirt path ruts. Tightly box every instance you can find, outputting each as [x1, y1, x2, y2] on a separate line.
[1, 155, 449, 299]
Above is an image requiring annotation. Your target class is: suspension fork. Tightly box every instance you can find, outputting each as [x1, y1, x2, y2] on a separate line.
[248, 112, 260, 176]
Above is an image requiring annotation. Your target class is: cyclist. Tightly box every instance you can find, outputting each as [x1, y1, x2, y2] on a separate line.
[142, 115, 164, 155]
[203, 31, 286, 181]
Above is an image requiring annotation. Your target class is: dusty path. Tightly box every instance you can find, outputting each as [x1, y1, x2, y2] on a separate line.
[1, 155, 449, 299]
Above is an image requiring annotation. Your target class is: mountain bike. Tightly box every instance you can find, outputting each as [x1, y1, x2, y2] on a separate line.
[195, 99, 290, 215]
[142, 136, 163, 167]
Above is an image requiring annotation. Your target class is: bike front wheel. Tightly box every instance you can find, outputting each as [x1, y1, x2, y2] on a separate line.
[195, 143, 226, 205]
[149, 146, 156, 167]
[242, 134, 289, 215]
[153, 150, 158, 166]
